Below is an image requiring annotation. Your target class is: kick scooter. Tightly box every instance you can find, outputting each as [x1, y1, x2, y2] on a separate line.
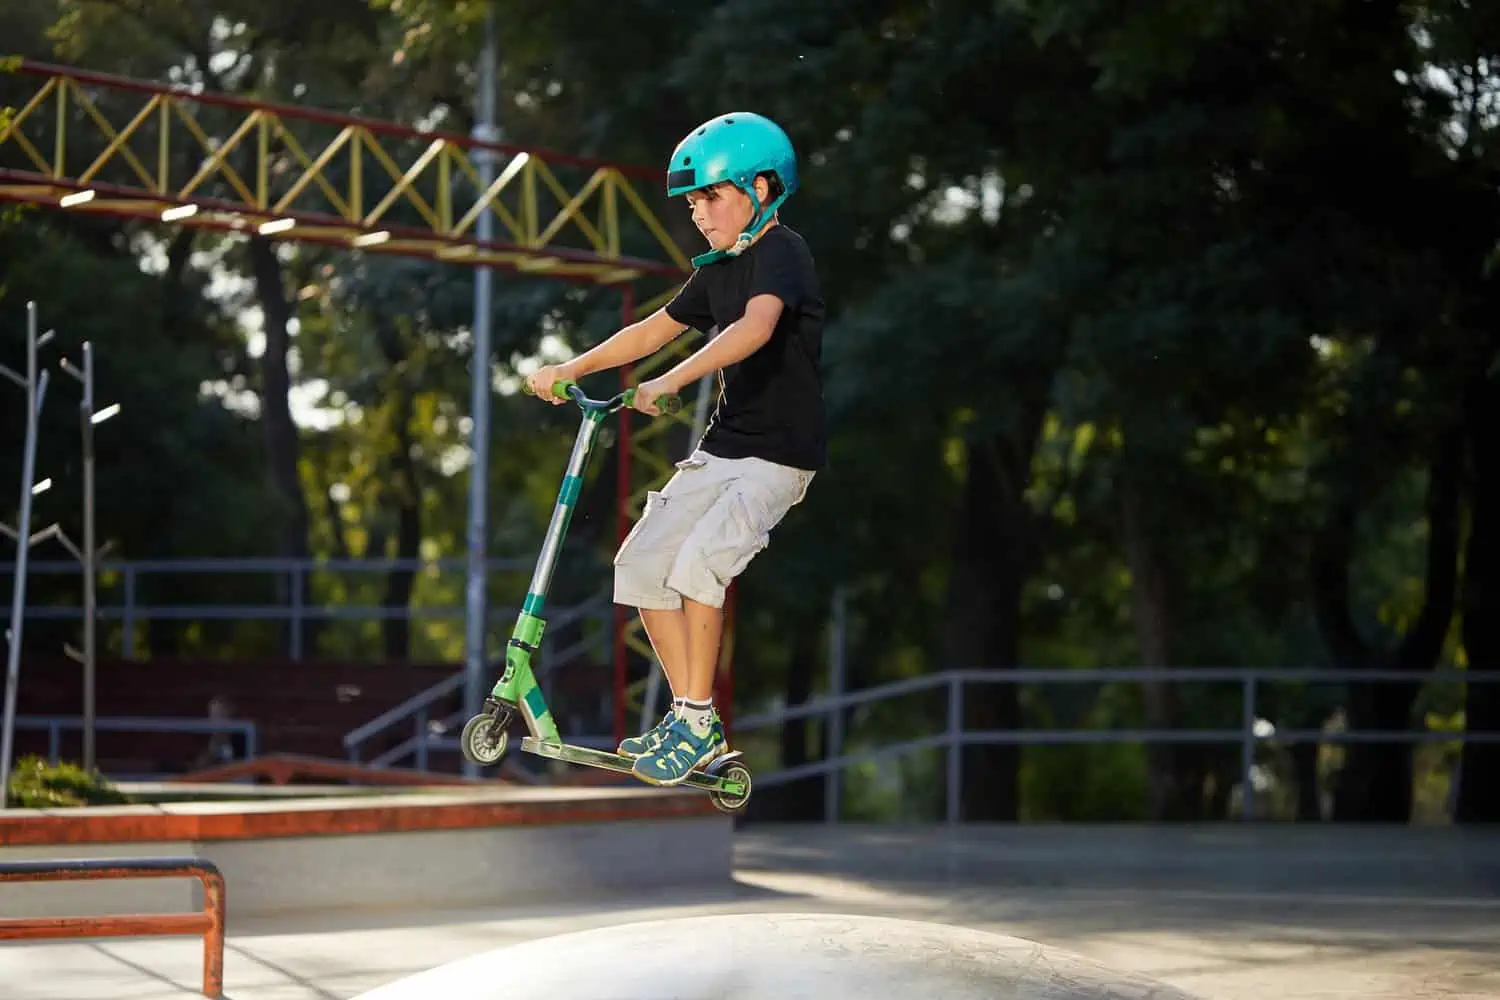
[458, 379, 754, 814]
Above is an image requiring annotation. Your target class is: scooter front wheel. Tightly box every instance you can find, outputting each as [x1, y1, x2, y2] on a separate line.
[460, 713, 510, 766]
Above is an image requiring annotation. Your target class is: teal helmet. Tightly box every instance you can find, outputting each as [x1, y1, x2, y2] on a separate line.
[667, 112, 798, 267]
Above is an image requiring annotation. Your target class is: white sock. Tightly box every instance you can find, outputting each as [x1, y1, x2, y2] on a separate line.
[679, 698, 714, 736]
[670, 697, 685, 718]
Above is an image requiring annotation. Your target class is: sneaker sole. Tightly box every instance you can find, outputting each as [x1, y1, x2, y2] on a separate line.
[631, 744, 729, 787]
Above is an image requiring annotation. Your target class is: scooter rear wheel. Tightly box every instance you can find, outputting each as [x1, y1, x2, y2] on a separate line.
[708, 761, 753, 814]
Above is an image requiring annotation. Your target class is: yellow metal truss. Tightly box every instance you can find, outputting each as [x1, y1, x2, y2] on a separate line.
[0, 60, 692, 283]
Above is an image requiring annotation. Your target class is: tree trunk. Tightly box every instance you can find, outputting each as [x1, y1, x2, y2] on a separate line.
[324, 482, 351, 561]
[1290, 741, 1324, 821]
[376, 322, 421, 662]
[1456, 374, 1500, 822]
[382, 401, 421, 661]
[1120, 472, 1186, 819]
[143, 228, 198, 658]
[758, 622, 824, 821]
[1314, 431, 1463, 821]
[1331, 678, 1423, 821]
[247, 236, 314, 658]
[948, 432, 1034, 822]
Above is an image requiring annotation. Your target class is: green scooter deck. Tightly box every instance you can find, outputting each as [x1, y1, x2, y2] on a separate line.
[519, 737, 749, 796]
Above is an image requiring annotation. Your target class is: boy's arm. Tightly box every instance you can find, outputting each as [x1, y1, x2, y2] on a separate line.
[563, 307, 690, 378]
[651, 294, 782, 390]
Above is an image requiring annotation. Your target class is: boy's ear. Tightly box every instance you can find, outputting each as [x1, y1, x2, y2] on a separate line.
[754, 174, 772, 206]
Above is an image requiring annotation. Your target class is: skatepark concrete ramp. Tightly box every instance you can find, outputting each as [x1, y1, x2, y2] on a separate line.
[350, 912, 1204, 999]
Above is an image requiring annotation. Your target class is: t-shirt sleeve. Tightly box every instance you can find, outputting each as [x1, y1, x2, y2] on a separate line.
[747, 233, 807, 311]
[664, 269, 715, 332]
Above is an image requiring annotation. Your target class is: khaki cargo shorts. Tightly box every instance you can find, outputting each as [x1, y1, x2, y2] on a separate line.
[613, 449, 814, 610]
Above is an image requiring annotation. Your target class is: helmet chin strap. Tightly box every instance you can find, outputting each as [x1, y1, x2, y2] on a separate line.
[689, 187, 791, 269]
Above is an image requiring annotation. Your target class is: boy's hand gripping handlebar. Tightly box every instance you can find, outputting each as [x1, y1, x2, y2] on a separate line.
[522, 379, 683, 415]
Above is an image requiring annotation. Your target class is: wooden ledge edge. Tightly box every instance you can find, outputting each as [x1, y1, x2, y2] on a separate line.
[0, 791, 720, 846]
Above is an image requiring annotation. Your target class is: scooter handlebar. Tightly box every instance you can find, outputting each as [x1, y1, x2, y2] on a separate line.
[523, 378, 682, 415]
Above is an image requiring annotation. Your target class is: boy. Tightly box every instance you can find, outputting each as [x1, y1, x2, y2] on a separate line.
[525, 111, 825, 786]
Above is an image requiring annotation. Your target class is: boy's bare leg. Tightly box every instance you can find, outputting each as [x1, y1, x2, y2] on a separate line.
[638, 607, 690, 704]
[682, 597, 724, 703]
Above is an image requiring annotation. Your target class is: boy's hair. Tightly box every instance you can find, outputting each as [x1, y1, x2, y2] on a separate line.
[759, 172, 787, 205]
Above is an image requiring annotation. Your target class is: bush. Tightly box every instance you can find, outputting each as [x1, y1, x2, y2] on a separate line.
[6, 756, 134, 808]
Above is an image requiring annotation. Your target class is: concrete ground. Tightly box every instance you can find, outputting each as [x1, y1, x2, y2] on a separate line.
[2, 824, 1496, 1000]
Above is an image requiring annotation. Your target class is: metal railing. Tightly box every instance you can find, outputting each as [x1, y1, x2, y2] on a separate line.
[0, 856, 226, 998]
[344, 664, 1497, 820]
[342, 595, 612, 768]
[731, 666, 1500, 824]
[14, 715, 258, 773]
[2, 556, 611, 659]
[343, 672, 465, 770]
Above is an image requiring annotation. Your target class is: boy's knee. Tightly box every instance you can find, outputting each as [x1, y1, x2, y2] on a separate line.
[614, 546, 683, 611]
[612, 568, 682, 610]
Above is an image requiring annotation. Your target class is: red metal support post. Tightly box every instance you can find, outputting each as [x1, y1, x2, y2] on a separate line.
[716, 586, 736, 741]
[0, 856, 227, 998]
[612, 283, 636, 750]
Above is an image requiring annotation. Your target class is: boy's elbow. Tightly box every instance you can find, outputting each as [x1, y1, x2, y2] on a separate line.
[738, 295, 784, 348]
[641, 309, 688, 350]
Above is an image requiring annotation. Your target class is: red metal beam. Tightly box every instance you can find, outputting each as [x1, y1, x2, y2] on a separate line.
[0, 172, 687, 280]
[614, 284, 636, 749]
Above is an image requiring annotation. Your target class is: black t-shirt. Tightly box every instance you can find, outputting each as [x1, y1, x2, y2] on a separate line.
[664, 225, 827, 471]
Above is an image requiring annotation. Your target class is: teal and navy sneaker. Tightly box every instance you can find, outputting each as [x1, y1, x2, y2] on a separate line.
[632, 713, 727, 786]
[617, 710, 676, 759]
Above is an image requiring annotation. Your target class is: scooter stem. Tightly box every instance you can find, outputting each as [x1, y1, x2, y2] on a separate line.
[524, 409, 606, 611]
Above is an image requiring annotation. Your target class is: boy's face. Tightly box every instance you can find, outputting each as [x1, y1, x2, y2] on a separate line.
[685, 178, 768, 250]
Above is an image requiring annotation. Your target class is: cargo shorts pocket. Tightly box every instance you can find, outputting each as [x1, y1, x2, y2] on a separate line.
[613, 490, 668, 565]
[700, 479, 801, 583]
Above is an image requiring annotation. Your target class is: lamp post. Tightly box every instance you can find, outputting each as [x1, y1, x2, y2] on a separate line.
[463, 2, 500, 776]
[0, 302, 55, 809]
[53, 343, 120, 773]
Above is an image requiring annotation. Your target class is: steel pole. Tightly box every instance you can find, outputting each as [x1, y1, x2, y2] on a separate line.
[2, 304, 50, 809]
[463, 5, 500, 776]
[825, 586, 847, 824]
[80, 343, 97, 773]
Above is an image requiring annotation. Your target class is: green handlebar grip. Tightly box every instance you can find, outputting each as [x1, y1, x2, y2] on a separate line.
[624, 387, 682, 415]
[520, 378, 576, 399]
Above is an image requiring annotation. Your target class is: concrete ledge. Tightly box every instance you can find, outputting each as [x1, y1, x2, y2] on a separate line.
[0, 785, 732, 921]
[0, 782, 716, 845]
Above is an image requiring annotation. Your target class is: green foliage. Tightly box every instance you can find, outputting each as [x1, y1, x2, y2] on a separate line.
[6, 756, 133, 808]
[1022, 744, 1153, 822]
